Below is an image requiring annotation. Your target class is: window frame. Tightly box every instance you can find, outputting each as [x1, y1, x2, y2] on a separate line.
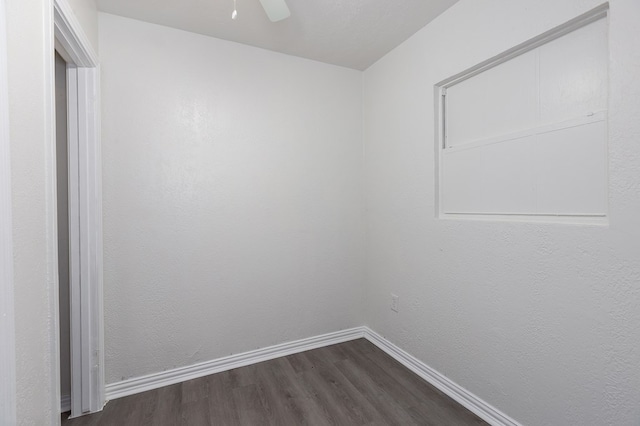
[434, 3, 610, 225]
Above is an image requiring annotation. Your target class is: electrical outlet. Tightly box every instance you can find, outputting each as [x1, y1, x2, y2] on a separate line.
[391, 293, 399, 312]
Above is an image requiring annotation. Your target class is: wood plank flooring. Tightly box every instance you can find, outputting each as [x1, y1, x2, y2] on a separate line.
[62, 339, 487, 425]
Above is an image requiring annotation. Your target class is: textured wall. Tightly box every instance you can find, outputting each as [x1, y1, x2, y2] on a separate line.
[65, 0, 98, 54]
[363, 0, 640, 425]
[99, 13, 364, 384]
[6, 0, 54, 424]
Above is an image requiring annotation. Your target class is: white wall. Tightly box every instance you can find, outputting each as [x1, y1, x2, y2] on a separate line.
[363, 0, 640, 425]
[99, 13, 364, 384]
[65, 0, 98, 54]
[0, 0, 17, 423]
[6, 0, 55, 424]
[5, 0, 98, 423]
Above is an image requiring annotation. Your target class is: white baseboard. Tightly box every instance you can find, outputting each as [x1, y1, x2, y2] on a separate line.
[105, 327, 366, 401]
[363, 328, 521, 426]
[60, 394, 70, 413]
[104, 325, 519, 426]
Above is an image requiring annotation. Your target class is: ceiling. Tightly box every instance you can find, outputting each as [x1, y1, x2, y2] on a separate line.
[96, 0, 459, 70]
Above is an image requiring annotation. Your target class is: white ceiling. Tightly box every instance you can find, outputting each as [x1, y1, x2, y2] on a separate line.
[96, 0, 459, 70]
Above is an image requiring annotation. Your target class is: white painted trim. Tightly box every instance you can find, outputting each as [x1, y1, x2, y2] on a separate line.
[53, 0, 104, 418]
[435, 3, 609, 89]
[434, 3, 610, 227]
[44, 2, 61, 424]
[105, 328, 367, 401]
[439, 212, 608, 227]
[0, 0, 16, 423]
[53, 0, 97, 68]
[363, 328, 521, 426]
[66, 61, 82, 417]
[93, 66, 105, 414]
[67, 64, 103, 416]
[443, 111, 606, 153]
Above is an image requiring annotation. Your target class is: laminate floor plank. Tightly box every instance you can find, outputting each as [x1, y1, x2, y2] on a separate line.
[206, 371, 241, 425]
[341, 344, 432, 410]
[362, 344, 452, 404]
[408, 398, 487, 426]
[106, 387, 159, 426]
[150, 383, 182, 426]
[334, 358, 423, 426]
[276, 356, 339, 426]
[359, 343, 486, 426]
[62, 339, 488, 426]
[311, 360, 380, 424]
[284, 350, 316, 374]
[300, 367, 371, 425]
[254, 358, 313, 425]
[61, 409, 103, 426]
[363, 344, 438, 391]
[232, 384, 272, 425]
[181, 378, 211, 426]
[302, 368, 360, 424]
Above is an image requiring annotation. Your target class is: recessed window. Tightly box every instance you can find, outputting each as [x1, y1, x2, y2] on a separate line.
[436, 5, 609, 224]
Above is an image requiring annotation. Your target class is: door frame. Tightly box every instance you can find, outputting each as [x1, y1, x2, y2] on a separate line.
[0, 0, 16, 423]
[53, 0, 104, 418]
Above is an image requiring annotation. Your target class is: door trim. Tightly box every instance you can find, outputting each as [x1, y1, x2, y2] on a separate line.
[0, 0, 16, 423]
[53, 0, 104, 418]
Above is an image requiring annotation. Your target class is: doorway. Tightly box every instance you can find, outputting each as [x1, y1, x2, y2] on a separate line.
[54, 50, 72, 414]
[53, 0, 104, 418]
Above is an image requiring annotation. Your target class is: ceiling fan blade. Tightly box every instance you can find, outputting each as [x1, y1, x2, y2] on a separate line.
[259, 0, 291, 22]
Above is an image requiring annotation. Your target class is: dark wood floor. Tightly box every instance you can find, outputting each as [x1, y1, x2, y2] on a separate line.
[62, 338, 487, 425]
